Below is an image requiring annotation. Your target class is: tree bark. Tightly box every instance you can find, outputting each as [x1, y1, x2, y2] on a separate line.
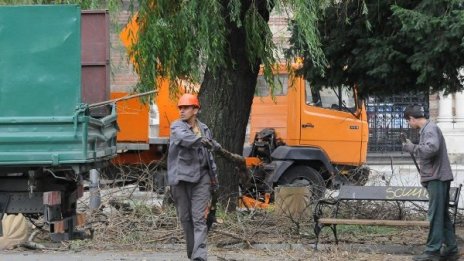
[198, 1, 271, 210]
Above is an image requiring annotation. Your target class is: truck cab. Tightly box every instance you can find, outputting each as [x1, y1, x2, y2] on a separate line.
[248, 67, 369, 197]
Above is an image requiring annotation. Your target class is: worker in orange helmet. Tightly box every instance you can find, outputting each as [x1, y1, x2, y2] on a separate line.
[167, 93, 221, 261]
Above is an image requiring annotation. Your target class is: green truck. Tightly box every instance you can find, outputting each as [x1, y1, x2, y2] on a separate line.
[0, 5, 117, 242]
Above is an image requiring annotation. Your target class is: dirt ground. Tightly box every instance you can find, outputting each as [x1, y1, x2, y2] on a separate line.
[3, 185, 463, 260]
[2, 224, 463, 260]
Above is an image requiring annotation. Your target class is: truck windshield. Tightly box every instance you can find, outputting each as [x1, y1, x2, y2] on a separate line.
[255, 75, 288, 97]
[305, 81, 356, 112]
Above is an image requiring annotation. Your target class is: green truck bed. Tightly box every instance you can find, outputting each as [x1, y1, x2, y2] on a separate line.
[0, 5, 117, 168]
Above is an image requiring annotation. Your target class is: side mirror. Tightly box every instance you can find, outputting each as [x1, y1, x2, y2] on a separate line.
[354, 98, 365, 119]
[354, 108, 361, 118]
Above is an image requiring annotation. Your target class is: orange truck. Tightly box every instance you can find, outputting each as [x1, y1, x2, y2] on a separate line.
[243, 68, 369, 202]
[109, 82, 178, 190]
[112, 18, 369, 200]
[107, 17, 179, 190]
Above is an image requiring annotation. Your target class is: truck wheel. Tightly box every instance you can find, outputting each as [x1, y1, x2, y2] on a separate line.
[277, 165, 326, 199]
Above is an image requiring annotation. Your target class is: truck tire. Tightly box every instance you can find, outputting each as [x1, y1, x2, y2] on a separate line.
[277, 165, 326, 200]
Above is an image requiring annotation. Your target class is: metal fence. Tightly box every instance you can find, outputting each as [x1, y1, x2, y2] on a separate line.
[366, 93, 429, 153]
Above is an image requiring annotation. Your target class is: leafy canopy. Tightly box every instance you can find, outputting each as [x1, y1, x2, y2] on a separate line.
[392, 0, 464, 94]
[130, 0, 328, 96]
[290, 0, 464, 96]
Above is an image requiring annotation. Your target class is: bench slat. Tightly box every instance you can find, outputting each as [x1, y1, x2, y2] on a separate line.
[338, 186, 459, 202]
[319, 218, 429, 227]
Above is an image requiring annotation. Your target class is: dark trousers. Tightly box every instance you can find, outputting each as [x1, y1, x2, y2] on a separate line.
[172, 173, 211, 260]
[425, 180, 458, 254]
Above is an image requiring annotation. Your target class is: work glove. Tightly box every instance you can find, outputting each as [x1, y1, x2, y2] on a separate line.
[201, 138, 222, 152]
[402, 138, 415, 153]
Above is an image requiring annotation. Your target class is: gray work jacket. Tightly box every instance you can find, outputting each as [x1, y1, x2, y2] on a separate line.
[167, 119, 218, 186]
[412, 120, 453, 184]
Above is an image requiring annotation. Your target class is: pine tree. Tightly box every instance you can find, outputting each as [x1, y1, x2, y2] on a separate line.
[290, 0, 464, 96]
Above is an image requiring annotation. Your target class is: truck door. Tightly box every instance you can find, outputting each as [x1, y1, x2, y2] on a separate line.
[299, 81, 364, 165]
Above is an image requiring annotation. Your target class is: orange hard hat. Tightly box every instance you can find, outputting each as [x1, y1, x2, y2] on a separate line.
[178, 93, 200, 108]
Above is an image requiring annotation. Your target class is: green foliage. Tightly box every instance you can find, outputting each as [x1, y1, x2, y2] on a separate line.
[392, 0, 464, 94]
[282, 0, 329, 72]
[130, 0, 327, 97]
[291, 0, 464, 96]
[132, 0, 227, 94]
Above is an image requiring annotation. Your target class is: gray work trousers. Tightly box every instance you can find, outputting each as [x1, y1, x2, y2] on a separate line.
[425, 180, 458, 254]
[172, 173, 211, 260]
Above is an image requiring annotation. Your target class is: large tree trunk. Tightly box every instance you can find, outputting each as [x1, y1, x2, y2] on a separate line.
[198, 1, 270, 210]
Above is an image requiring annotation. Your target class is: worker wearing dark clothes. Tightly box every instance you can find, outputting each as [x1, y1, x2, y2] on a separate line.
[403, 105, 458, 261]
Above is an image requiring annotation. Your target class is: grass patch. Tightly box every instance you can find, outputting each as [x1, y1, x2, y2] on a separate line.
[317, 224, 403, 244]
[336, 225, 398, 236]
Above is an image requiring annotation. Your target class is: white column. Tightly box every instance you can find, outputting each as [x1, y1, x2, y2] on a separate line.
[437, 91, 453, 129]
[455, 91, 464, 128]
[440, 91, 464, 164]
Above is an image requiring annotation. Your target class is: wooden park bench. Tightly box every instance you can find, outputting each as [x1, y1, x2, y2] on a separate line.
[313, 185, 462, 249]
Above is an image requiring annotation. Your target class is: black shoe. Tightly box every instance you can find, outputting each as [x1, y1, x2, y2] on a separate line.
[440, 251, 460, 261]
[412, 251, 441, 261]
[193, 258, 205, 261]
